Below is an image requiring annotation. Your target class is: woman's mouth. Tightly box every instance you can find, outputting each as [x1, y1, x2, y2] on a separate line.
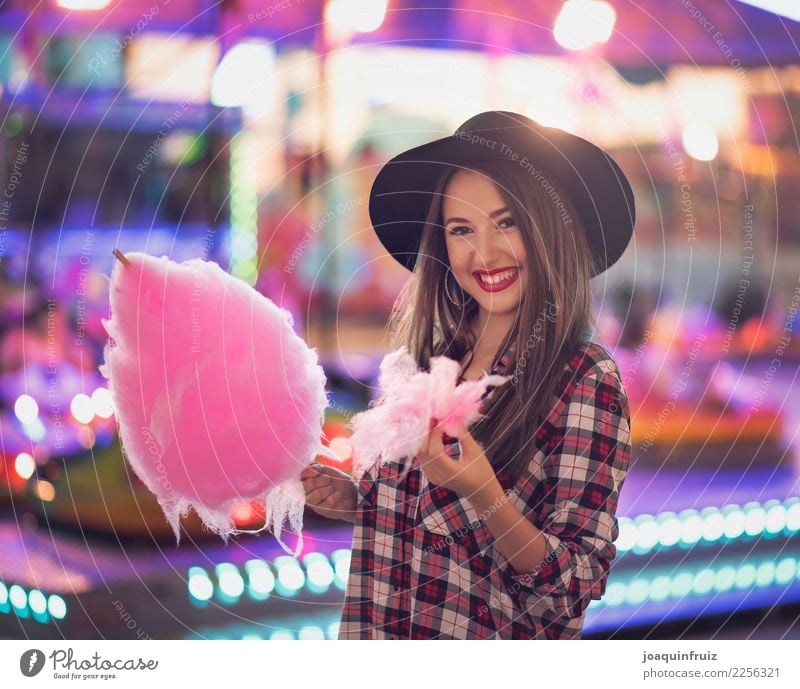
[473, 267, 520, 293]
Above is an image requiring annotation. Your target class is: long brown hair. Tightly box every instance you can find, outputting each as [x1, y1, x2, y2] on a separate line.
[385, 157, 598, 485]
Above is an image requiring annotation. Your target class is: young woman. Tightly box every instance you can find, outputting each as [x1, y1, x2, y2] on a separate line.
[300, 111, 635, 639]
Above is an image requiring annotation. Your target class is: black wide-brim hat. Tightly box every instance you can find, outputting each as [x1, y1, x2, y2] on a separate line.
[369, 110, 635, 277]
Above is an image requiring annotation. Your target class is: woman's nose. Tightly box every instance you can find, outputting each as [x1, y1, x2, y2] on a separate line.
[472, 230, 504, 266]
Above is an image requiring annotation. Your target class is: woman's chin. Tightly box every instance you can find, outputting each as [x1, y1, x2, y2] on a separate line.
[473, 298, 524, 316]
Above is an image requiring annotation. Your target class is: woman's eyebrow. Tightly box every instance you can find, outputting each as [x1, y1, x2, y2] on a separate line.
[444, 207, 510, 225]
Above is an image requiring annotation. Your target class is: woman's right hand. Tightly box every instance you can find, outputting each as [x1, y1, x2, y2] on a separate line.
[300, 462, 357, 523]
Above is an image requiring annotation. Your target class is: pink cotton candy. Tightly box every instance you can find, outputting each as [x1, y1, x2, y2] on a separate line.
[98, 252, 337, 555]
[348, 347, 510, 481]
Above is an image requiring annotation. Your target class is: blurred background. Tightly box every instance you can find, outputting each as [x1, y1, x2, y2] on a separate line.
[1, 0, 800, 640]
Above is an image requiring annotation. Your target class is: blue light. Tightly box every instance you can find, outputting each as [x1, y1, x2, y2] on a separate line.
[670, 573, 694, 598]
[765, 503, 786, 534]
[298, 625, 325, 640]
[744, 503, 766, 536]
[580, 498, 799, 557]
[649, 576, 671, 601]
[615, 518, 636, 552]
[735, 564, 756, 589]
[755, 562, 775, 587]
[303, 553, 335, 592]
[714, 566, 737, 592]
[216, 563, 245, 599]
[0, 581, 7, 605]
[775, 558, 797, 585]
[188, 567, 214, 602]
[723, 507, 746, 539]
[331, 550, 351, 590]
[27, 590, 47, 615]
[245, 560, 275, 600]
[269, 629, 295, 640]
[657, 514, 681, 548]
[604, 582, 627, 606]
[47, 594, 67, 620]
[700, 509, 725, 542]
[679, 511, 703, 545]
[692, 568, 715, 595]
[625, 579, 649, 605]
[9, 585, 27, 611]
[634, 517, 659, 552]
[274, 556, 305, 595]
[785, 501, 800, 532]
[596, 552, 800, 614]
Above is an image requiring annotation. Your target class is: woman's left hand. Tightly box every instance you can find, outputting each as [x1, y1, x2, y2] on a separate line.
[416, 418, 501, 504]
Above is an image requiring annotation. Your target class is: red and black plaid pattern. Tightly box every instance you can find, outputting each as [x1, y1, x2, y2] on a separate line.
[338, 340, 632, 639]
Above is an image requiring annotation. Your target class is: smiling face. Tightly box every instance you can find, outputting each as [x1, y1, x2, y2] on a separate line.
[442, 169, 528, 331]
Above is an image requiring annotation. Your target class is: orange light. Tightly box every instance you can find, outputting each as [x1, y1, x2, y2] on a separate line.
[35, 480, 56, 502]
[231, 501, 257, 524]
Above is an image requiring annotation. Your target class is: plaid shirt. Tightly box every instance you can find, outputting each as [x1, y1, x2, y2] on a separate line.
[338, 340, 632, 639]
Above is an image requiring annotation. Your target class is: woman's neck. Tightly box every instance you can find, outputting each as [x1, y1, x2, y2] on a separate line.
[470, 311, 514, 359]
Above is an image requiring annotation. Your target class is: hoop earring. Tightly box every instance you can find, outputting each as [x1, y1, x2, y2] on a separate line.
[444, 272, 466, 307]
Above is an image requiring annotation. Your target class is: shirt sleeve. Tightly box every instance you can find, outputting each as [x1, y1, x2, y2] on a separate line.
[355, 464, 378, 510]
[502, 366, 632, 621]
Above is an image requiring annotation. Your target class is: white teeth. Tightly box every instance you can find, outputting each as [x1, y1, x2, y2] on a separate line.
[479, 268, 518, 285]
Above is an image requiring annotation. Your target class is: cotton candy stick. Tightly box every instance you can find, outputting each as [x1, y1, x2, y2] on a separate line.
[100, 250, 338, 555]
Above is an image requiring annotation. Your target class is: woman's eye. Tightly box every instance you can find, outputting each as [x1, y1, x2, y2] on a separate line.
[447, 218, 514, 235]
[448, 226, 471, 236]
